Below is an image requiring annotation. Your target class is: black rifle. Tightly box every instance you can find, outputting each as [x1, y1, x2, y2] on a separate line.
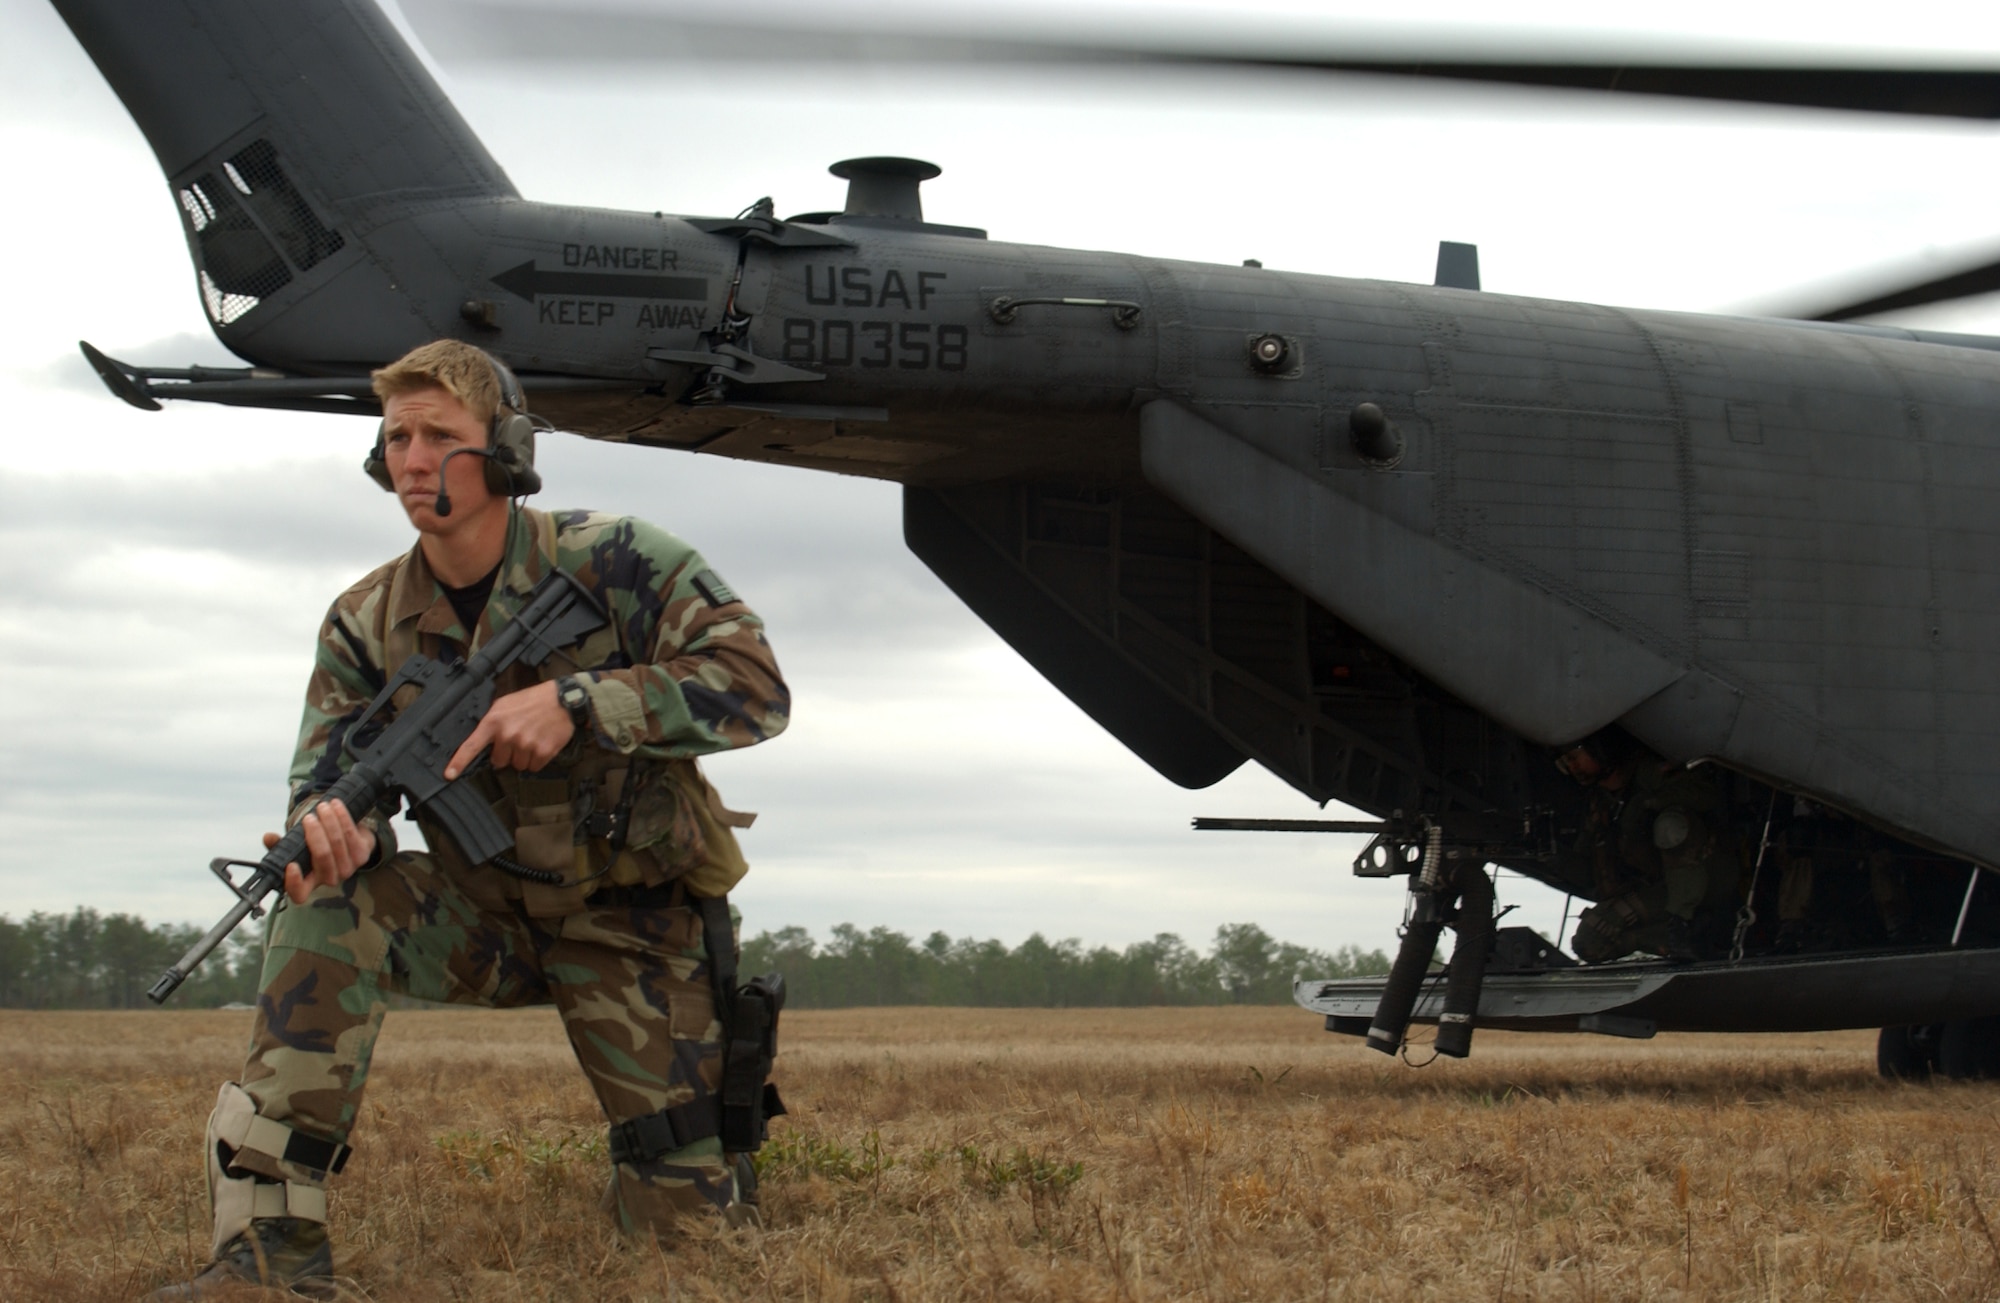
[147, 568, 608, 1004]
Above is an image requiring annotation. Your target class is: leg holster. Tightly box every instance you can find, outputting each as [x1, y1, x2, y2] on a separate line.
[605, 897, 788, 1168]
[205, 1083, 350, 1257]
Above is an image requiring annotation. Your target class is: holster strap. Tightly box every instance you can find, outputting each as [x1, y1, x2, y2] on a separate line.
[608, 1099, 721, 1165]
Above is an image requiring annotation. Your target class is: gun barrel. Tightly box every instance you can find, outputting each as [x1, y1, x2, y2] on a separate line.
[145, 874, 274, 1004]
[1192, 817, 1387, 834]
[146, 967, 187, 1004]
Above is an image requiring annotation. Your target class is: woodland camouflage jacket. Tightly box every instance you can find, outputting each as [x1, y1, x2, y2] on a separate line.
[286, 507, 789, 911]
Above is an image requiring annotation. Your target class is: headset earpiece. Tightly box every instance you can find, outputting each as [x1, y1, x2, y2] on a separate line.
[484, 408, 542, 496]
[479, 352, 541, 497]
[364, 427, 394, 491]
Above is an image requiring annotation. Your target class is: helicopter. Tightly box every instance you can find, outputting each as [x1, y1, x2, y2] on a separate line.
[44, 0, 2000, 1076]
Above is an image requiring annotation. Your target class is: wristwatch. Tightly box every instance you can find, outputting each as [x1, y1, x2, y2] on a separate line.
[554, 675, 593, 733]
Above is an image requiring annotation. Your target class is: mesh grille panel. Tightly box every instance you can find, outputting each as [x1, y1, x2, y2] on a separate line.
[198, 270, 259, 325]
[224, 140, 344, 271]
[174, 139, 345, 325]
[179, 175, 290, 323]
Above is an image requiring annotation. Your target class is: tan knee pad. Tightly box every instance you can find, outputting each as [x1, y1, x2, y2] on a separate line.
[206, 1083, 340, 1257]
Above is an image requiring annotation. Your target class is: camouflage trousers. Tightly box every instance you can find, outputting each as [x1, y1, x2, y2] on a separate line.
[239, 850, 734, 1235]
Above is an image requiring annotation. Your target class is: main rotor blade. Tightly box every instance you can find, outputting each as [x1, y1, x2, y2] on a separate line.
[1800, 253, 2000, 321]
[410, 3, 2000, 120]
[1260, 64, 2000, 121]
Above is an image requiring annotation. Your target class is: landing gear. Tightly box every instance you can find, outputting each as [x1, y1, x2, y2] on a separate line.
[1938, 1017, 2000, 1080]
[1879, 1020, 2000, 1081]
[1368, 851, 1496, 1060]
[1877, 1024, 1938, 1080]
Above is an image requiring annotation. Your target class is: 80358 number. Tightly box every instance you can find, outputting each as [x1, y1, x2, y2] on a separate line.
[781, 319, 968, 371]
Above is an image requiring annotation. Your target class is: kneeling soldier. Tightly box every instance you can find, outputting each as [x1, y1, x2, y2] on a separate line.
[149, 341, 791, 1298]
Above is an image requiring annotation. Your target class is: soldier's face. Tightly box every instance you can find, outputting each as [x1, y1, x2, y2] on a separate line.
[380, 386, 497, 532]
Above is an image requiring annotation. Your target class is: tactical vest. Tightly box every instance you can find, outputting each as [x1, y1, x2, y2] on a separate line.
[378, 511, 753, 917]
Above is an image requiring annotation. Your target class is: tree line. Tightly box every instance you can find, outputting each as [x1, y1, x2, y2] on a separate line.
[0, 910, 1387, 1010]
[740, 923, 1390, 1008]
[0, 909, 264, 1009]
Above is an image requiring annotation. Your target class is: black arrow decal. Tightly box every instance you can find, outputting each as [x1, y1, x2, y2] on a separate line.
[490, 261, 708, 303]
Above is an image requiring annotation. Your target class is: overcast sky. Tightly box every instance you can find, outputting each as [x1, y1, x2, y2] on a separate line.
[4, 0, 2000, 962]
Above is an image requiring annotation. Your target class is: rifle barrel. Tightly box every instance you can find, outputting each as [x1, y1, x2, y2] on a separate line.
[146, 875, 275, 1003]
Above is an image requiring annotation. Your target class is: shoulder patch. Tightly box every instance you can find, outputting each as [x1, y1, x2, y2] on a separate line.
[691, 569, 738, 608]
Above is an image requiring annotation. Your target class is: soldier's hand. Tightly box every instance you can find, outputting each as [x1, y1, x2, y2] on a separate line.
[275, 799, 377, 905]
[446, 680, 574, 779]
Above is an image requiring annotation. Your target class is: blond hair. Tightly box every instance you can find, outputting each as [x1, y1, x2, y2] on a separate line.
[370, 340, 517, 428]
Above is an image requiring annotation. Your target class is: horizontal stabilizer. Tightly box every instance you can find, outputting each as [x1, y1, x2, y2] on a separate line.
[75, 342, 624, 417]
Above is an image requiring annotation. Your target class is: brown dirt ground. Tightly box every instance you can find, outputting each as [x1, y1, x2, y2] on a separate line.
[5, 1007, 1999, 1301]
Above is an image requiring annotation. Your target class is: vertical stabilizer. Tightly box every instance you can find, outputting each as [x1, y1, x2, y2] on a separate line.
[51, 0, 514, 208]
[52, 0, 517, 358]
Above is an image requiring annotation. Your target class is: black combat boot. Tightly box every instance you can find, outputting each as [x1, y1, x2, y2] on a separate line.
[143, 1217, 333, 1300]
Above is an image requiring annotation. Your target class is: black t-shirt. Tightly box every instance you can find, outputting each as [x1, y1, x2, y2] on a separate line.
[440, 562, 501, 637]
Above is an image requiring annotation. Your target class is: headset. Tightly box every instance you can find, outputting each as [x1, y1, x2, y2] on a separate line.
[363, 347, 544, 511]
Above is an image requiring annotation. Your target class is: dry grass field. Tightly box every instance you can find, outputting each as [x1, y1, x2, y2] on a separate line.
[5, 1007, 2000, 1302]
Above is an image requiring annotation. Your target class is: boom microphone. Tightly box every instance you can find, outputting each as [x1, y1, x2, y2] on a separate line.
[432, 446, 495, 518]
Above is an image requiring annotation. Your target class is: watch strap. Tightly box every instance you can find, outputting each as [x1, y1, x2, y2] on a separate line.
[555, 675, 593, 730]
